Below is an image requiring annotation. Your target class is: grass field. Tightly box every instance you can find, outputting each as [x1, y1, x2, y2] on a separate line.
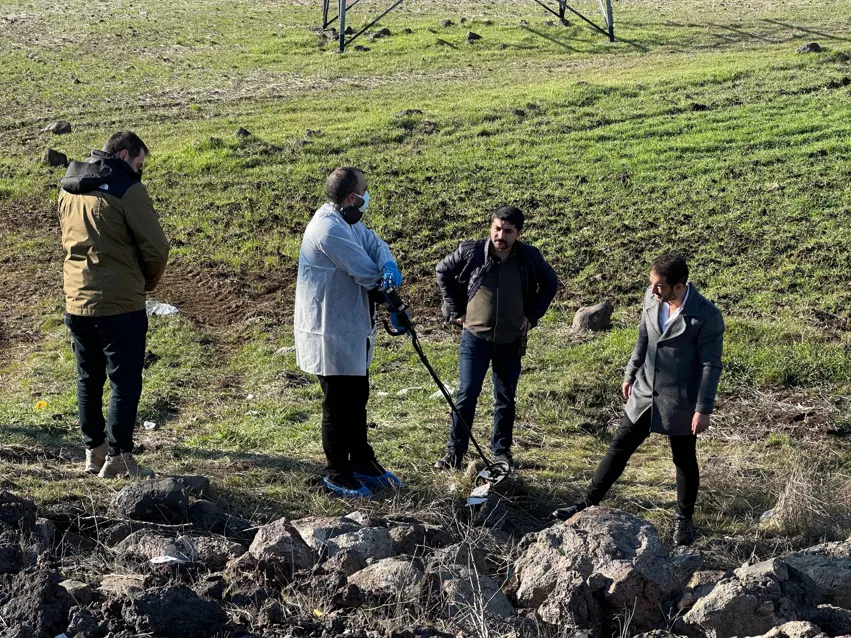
[1, 0, 850, 564]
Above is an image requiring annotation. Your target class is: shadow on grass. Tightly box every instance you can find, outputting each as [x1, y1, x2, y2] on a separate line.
[761, 19, 851, 42]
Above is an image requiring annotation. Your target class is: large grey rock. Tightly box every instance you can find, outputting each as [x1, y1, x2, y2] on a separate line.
[428, 542, 489, 576]
[348, 557, 424, 600]
[810, 604, 851, 636]
[111, 478, 189, 524]
[535, 569, 602, 632]
[683, 559, 818, 638]
[41, 148, 68, 167]
[748, 621, 827, 638]
[176, 475, 210, 497]
[249, 517, 316, 582]
[99, 573, 146, 598]
[433, 564, 515, 623]
[0, 570, 72, 638]
[389, 523, 427, 555]
[192, 535, 247, 571]
[43, 120, 72, 134]
[572, 302, 614, 332]
[325, 527, 393, 562]
[119, 531, 247, 570]
[122, 585, 227, 637]
[323, 548, 367, 576]
[292, 516, 362, 552]
[782, 540, 851, 608]
[513, 507, 678, 632]
[114, 529, 189, 563]
[59, 579, 92, 605]
[677, 570, 727, 611]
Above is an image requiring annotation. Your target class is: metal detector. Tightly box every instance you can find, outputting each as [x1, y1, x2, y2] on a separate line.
[373, 286, 511, 501]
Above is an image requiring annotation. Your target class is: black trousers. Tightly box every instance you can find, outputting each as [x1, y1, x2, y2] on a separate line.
[585, 410, 700, 518]
[65, 310, 148, 456]
[317, 374, 378, 482]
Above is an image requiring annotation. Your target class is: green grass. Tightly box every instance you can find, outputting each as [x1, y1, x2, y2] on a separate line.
[1, 0, 850, 556]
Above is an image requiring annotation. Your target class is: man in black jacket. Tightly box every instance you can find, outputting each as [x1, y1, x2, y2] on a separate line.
[434, 206, 558, 470]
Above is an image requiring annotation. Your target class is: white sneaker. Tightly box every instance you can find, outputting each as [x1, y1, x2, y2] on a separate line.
[85, 442, 108, 474]
[98, 453, 154, 479]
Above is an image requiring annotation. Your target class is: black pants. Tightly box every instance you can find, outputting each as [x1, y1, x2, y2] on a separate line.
[585, 411, 699, 518]
[317, 374, 378, 482]
[65, 310, 148, 456]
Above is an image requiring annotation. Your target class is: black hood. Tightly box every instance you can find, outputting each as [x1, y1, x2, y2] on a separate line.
[60, 150, 140, 196]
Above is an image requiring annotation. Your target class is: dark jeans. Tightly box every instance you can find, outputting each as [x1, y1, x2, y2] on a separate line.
[65, 310, 148, 456]
[585, 410, 700, 518]
[448, 329, 523, 457]
[317, 374, 379, 482]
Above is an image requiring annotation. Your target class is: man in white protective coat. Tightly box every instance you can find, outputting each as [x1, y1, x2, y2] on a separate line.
[294, 167, 406, 497]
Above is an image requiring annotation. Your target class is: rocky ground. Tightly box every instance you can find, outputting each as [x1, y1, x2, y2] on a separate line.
[1, 475, 850, 638]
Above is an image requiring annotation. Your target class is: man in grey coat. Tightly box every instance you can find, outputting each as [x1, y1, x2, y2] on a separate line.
[553, 254, 724, 545]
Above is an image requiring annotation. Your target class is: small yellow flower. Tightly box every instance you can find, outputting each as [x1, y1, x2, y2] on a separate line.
[312, 609, 323, 618]
[34, 400, 48, 410]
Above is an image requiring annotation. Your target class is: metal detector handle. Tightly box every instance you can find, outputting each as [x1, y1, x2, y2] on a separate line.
[374, 285, 414, 336]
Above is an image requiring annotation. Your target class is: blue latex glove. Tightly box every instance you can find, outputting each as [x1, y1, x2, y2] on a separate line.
[390, 311, 410, 334]
[381, 261, 403, 289]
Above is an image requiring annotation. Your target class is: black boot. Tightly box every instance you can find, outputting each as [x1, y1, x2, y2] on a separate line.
[551, 499, 590, 521]
[434, 450, 463, 471]
[673, 515, 695, 546]
[492, 450, 513, 470]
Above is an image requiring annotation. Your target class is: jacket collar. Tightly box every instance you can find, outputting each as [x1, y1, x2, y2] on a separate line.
[483, 238, 523, 262]
[646, 283, 700, 340]
[89, 150, 141, 180]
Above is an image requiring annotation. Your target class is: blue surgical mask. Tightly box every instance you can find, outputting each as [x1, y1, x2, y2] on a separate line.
[357, 190, 370, 212]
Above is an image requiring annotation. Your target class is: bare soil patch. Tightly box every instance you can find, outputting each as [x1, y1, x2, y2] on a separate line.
[0, 200, 62, 362]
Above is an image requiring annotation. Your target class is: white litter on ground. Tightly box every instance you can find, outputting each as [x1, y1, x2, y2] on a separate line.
[430, 382, 456, 399]
[142, 421, 157, 430]
[149, 555, 186, 565]
[145, 300, 179, 316]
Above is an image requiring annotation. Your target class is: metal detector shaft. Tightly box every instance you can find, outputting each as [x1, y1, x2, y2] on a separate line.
[405, 327, 496, 471]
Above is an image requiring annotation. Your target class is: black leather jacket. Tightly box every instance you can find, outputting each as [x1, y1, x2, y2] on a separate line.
[435, 239, 558, 327]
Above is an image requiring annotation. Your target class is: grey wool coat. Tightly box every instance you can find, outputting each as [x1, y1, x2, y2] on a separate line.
[624, 284, 725, 436]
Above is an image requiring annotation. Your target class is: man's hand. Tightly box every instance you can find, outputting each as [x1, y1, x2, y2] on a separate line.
[390, 311, 410, 334]
[692, 412, 711, 435]
[455, 315, 466, 327]
[520, 316, 532, 335]
[380, 261, 402, 289]
[622, 382, 633, 401]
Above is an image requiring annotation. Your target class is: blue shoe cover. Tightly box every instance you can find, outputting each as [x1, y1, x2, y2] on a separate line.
[323, 476, 373, 498]
[354, 470, 403, 489]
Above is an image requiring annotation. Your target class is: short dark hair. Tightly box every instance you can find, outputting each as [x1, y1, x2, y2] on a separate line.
[491, 206, 524, 232]
[103, 131, 149, 159]
[651, 253, 689, 286]
[326, 167, 364, 204]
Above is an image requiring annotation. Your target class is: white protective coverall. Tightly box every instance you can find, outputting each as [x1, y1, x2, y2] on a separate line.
[294, 203, 395, 377]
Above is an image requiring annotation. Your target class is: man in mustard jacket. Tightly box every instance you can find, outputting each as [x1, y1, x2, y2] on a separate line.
[59, 131, 170, 478]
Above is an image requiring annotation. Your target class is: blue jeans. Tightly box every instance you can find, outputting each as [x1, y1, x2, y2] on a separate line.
[65, 310, 148, 456]
[448, 329, 523, 457]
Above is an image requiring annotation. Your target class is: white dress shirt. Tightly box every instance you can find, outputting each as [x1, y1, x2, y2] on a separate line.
[659, 283, 690, 334]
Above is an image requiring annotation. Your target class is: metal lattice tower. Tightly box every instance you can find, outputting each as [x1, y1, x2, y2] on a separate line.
[321, 0, 614, 52]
